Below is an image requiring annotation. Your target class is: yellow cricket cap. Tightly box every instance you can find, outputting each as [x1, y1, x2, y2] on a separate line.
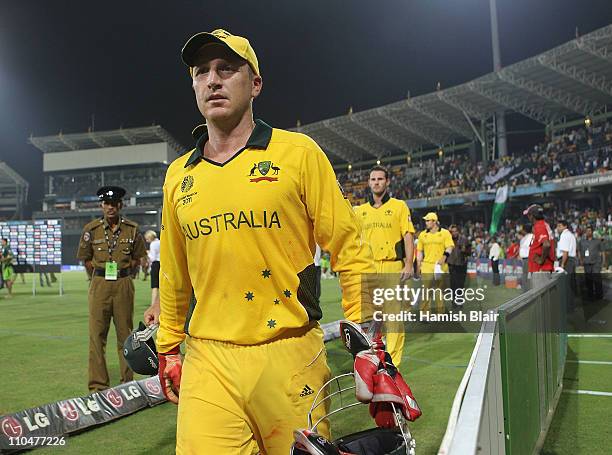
[181, 29, 260, 76]
[423, 212, 438, 221]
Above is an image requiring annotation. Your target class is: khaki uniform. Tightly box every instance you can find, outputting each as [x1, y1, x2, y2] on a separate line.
[76, 217, 146, 391]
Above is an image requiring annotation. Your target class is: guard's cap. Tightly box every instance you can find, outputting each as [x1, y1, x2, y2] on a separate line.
[423, 212, 438, 221]
[522, 204, 544, 216]
[97, 186, 126, 202]
[181, 29, 260, 76]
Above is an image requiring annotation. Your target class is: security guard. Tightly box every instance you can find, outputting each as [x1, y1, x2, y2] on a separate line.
[77, 186, 146, 391]
[579, 225, 604, 300]
[354, 165, 415, 366]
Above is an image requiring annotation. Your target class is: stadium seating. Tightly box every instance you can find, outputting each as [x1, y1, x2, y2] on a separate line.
[338, 120, 612, 205]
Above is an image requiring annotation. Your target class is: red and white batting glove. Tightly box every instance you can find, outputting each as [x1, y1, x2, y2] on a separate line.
[158, 347, 182, 404]
[354, 349, 385, 402]
[340, 319, 422, 424]
[369, 368, 422, 424]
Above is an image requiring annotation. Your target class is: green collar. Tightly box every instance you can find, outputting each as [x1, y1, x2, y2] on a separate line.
[368, 192, 390, 207]
[184, 119, 273, 168]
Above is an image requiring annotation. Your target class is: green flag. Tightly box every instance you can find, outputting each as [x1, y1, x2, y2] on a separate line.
[489, 184, 508, 235]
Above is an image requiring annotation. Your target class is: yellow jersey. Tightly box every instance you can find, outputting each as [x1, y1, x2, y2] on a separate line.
[417, 228, 454, 271]
[156, 120, 374, 351]
[354, 194, 415, 262]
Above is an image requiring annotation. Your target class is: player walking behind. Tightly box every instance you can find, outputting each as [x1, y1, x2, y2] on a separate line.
[354, 166, 415, 366]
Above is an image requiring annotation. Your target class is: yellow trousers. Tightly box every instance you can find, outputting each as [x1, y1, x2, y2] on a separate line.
[375, 260, 405, 367]
[176, 324, 331, 455]
[420, 262, 447, 314]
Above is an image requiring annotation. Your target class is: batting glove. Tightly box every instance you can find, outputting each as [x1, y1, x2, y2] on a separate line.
[340, 320, 422, 425]
[158, 347, 182, 404]
[369, 368, 422, 424]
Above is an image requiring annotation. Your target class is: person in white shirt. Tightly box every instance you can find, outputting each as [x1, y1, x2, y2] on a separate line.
[143, 230, 161, 325]
[489, 238, 501, 286]
[556, 220, 577, 295]
[556, 220, 577, 271]
[519, 226, 533, 290]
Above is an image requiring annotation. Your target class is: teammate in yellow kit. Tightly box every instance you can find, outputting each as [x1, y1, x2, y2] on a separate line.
[416, 212, 454, 313]
[354, 166, 414, 366]
[156, 29, 374, 454]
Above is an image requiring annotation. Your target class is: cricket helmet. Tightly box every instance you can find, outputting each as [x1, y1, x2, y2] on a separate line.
[123, 322, 159, 376]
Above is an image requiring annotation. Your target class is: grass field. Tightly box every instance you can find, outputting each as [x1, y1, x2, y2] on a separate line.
[0, 272, 522, 454]
[542, 336, 612, 454]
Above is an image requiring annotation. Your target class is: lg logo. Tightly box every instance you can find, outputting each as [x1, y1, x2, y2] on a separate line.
[144, 378, 162, 395]
[59, 402, 79, 422]
[105, 390, 123, 409]
[1, 417, 23, 437]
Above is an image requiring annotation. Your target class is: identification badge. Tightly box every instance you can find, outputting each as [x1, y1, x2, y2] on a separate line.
[585, 250, 590, 257]
[105, 261, 118, 281]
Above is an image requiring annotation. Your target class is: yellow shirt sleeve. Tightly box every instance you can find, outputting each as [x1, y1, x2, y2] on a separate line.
[417, 232, 425, 252]
[299, 138, 375, 322]
[156, 175, 192, 353]
[400, 204, 416, 236]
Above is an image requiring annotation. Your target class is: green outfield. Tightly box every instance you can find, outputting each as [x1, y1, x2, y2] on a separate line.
[542, 336, 612, 455]
[0, 272, 530, 454]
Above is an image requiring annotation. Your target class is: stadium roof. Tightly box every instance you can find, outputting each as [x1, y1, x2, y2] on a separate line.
[298, 24, 612, 163]
[28, 125, 184, 156]
[0, 161, 28, 189]
[0, 161, 29, 219]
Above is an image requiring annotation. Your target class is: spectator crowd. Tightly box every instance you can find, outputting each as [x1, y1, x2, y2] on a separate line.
[338, 120, 612, 204]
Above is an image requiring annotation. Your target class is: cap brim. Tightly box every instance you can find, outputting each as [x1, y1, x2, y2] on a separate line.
[181, 32, 226, 66]
[522, 209, 529, 215]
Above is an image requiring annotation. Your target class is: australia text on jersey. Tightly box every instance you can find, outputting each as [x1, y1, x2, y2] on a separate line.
[182, 210, 281, 239]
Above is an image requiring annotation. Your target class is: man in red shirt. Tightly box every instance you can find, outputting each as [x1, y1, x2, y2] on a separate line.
[506, 239, 519, 259]
[523, 204, 555, 272]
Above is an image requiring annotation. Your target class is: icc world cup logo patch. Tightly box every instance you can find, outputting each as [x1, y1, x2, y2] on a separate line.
[181, 175, 194, 192]
[248, 161, 281, 183]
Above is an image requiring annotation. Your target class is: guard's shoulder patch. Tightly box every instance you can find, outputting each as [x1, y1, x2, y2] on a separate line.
[82, 231, 91, 242]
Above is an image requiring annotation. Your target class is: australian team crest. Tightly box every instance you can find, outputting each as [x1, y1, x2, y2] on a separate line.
[249, 161, 280, 182]
[181, 175, 194, 192]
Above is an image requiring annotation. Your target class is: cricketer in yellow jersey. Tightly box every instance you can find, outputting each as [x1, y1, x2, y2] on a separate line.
[416, 212, 454, 313]
[354, 166, 415, 366]
[156, 29, 375, 454]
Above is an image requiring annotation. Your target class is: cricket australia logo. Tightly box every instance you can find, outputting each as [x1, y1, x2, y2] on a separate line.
[248, 161, 281, 183]
[181, 175, 194, 192]
[385, 209, 393, 216]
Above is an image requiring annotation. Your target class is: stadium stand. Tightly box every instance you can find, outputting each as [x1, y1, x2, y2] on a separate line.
[0, 161, 28, 220]
[28, 126, 185, 264]
[337, 119, 612, 204]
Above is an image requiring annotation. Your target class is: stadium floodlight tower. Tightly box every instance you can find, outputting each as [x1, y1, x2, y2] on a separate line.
[489, 0, 508, 158]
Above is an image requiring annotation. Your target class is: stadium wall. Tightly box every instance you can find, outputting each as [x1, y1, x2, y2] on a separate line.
[441, 273, 568, 455]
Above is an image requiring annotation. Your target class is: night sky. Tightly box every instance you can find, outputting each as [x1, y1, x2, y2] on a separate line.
[1, 0, 611, 214]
